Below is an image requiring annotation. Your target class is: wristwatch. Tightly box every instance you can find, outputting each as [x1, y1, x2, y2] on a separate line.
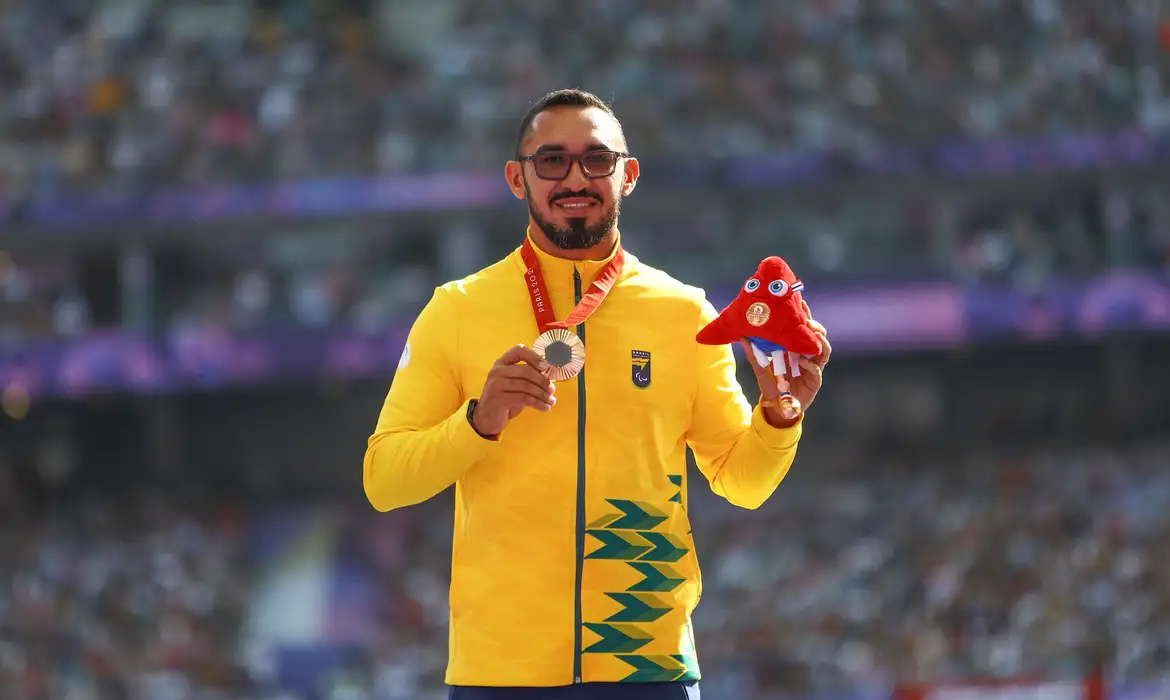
[467, 399, 498, 440]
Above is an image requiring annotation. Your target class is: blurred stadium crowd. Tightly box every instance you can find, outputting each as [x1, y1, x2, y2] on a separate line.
[0, 489, 257, 700]
[1, 0, 1169, 190]
[2, 1, 1170, 700]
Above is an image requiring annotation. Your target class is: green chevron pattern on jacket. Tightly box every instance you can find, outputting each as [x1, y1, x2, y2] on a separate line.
[604, 592, 672, 623]
[581, 493, 699, 681]
[585, 530, 688, 563]
[626, 562, 687, 592]
[613, 654, 691, 683]
[585, 530, 653, 560]
[635, 532, 689, 562]
[672, 653, 699, 678]
[587, 512, 623, 529]
[602, 499, 669, 530]
[668, 474, 683, 503]
[582, 623, 654, 654]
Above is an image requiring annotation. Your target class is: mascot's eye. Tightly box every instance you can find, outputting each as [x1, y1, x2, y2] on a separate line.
[744, 278, 760, 292]
[768, 280, 790, 296]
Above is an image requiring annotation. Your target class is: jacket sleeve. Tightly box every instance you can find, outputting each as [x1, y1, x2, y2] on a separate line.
[685, 296, 803, 510]
[363, 287, 496, 512]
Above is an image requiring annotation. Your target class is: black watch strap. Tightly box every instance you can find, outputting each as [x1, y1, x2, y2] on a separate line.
[467, 399, 496, 440]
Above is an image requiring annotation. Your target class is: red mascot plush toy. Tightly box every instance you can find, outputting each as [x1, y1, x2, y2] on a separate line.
[696, 256, 822, 420]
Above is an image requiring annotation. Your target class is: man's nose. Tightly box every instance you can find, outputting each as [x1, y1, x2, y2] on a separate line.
[562, 159, 591, 187]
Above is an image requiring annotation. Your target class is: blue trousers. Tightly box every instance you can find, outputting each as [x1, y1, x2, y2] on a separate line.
[448, 680, 699, 700]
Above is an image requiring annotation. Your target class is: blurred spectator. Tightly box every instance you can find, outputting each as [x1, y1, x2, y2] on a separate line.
[0, 0, 1168, 192]
[0, 492, 255, 700]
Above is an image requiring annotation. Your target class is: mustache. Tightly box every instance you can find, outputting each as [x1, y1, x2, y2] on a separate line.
[550, 190, 602, 204]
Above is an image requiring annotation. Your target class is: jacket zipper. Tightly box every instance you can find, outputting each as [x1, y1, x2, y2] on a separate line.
[572, 267, 586, 684]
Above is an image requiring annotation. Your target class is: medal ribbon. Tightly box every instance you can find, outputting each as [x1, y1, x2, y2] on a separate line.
[521, 238, 625, 335]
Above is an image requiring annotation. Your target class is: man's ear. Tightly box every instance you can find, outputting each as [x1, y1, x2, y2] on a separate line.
[621, 157, 640, 197]
[504, 161, 527, 200]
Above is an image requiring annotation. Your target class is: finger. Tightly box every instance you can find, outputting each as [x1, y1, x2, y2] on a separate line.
[757, 376, 781, 401]
[494, 378, 555, 406]
[802, 300, 828, 336]
[496, 344, 550, 371]
[738, 340, 772, 378]
[501, 391, 555, 412]
[496, 377, 555, 404]
[814, 334, 832, 365]
[798, 357, 823, 377]
[497, 365, 557, 393]
[738, 340, 782, 397]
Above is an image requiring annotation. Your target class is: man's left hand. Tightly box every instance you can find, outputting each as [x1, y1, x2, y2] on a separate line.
[739, 300, 831, 428]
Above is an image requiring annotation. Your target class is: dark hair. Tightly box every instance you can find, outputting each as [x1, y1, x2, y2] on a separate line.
[515, 89, 623, 158]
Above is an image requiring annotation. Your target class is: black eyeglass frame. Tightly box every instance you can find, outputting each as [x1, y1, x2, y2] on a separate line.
[516, 149, 630, 180]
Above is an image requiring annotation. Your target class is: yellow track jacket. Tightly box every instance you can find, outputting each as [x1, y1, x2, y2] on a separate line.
[364, 230, 803, 687]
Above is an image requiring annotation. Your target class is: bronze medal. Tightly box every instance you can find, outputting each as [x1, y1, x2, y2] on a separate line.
[533, 328, 586, 382]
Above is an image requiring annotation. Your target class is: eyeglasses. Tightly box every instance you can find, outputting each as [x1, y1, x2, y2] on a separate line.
[517, 150, 628, 180]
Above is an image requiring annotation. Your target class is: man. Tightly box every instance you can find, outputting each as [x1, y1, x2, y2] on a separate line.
[364, 89, 831, 700]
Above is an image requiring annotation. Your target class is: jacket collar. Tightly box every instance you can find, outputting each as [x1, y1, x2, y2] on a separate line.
[513, 226, 629, 293]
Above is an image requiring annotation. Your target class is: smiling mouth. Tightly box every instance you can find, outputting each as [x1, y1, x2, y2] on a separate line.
[554, 197, 598, 212]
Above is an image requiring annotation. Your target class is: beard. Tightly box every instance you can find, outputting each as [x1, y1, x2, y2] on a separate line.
[525, 180, 620, 251]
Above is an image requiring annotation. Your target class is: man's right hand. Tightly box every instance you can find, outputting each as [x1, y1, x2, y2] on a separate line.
[472, 344, 557, 437]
